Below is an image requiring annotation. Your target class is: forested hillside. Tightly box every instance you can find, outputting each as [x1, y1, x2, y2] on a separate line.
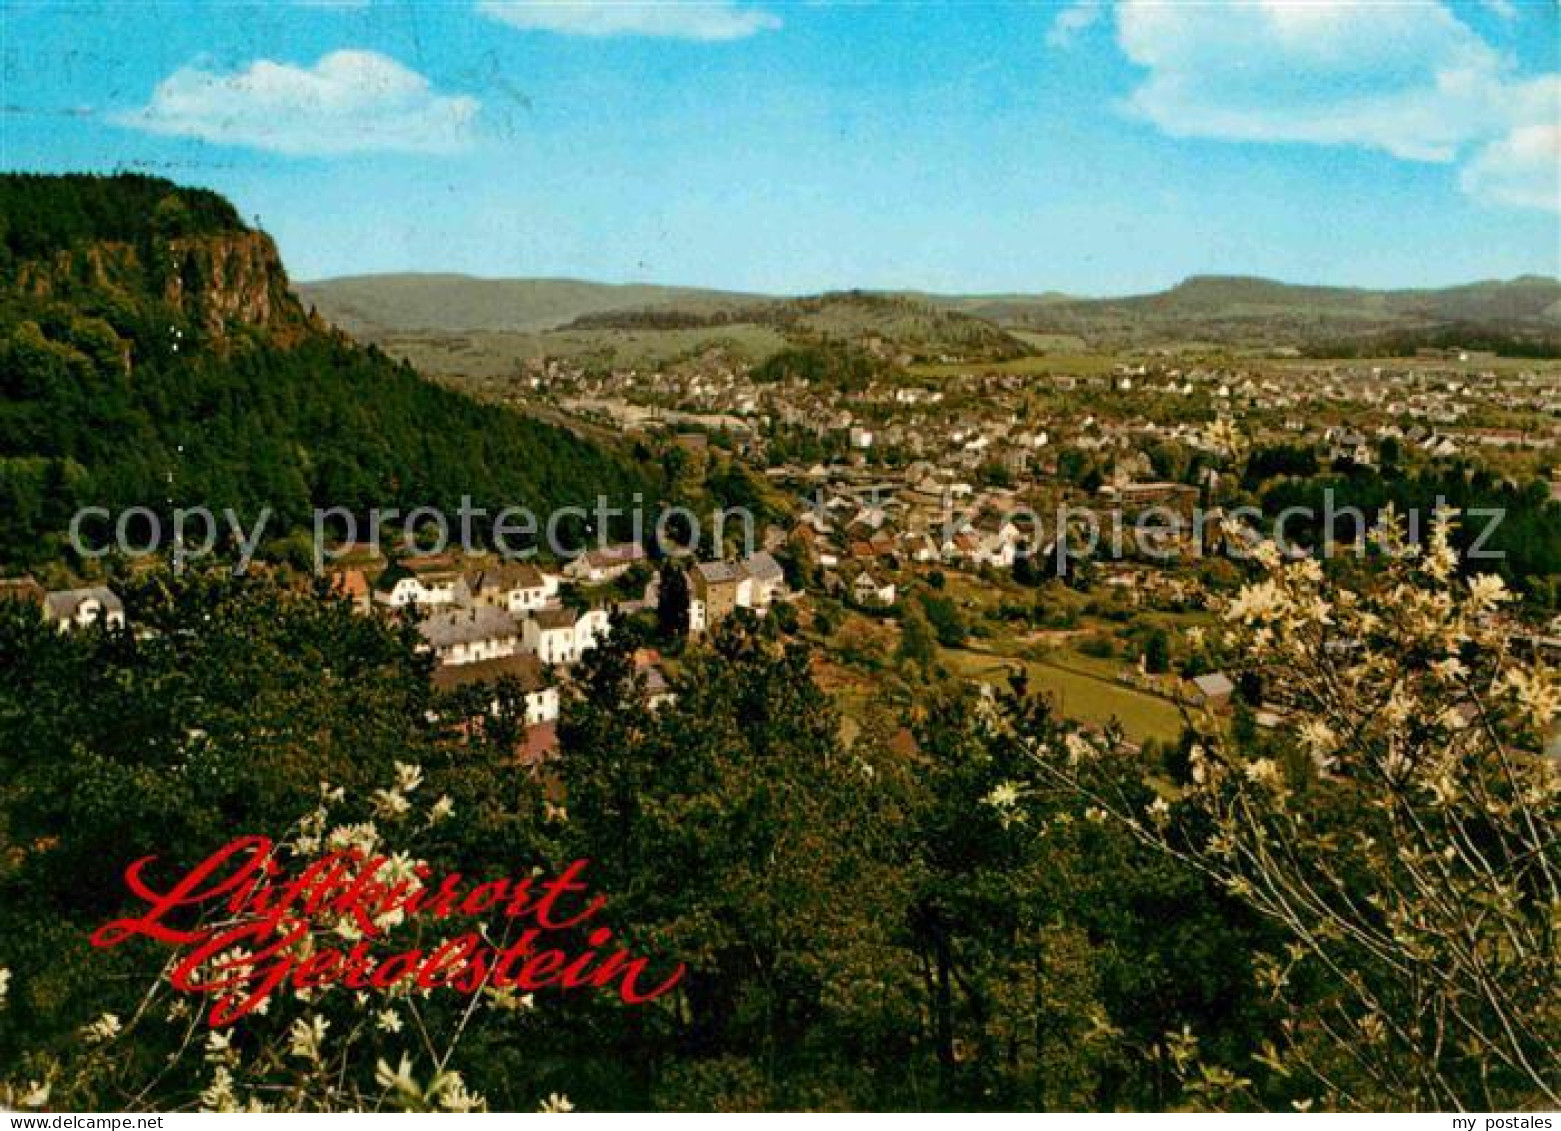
[0, 175, 652, 569]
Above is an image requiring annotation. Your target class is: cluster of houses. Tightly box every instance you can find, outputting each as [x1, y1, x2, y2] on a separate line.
[1318, 423, 1523, 465]
[373, 557, 613, 671]
[367, 545, 800, 760]
[781, 462, 1225, 601]
[532, 341, 1561, 495]
[363, 555, 622, 763]
[0, 546, 651, 769]
[1, 537, 804, 768]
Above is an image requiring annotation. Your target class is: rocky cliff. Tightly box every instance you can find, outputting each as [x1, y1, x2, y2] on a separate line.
[2, 174, 318, 348]
[14, 230, 316, 347]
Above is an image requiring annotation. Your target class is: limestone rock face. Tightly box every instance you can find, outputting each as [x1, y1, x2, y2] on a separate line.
[159, 231, 314, 343]
[14, 229, 317, 347]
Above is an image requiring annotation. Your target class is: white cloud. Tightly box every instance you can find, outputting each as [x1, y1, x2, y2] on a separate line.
[1064, 0, 1559, 211]
[1046, 0, 1103, 49]
[114, 50, 479, 156]
[1462, 124, 1561, 212]
[479, 0, 780, 41]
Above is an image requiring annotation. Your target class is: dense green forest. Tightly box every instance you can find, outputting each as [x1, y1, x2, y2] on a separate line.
[0, 574, 1281, 1111]
[0, 175, 653, 570]
[751, 342, 890, 393]
[0, 174, 245, 261]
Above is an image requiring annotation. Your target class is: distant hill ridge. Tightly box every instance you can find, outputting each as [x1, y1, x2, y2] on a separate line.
[298, 274, 760, 337]
[1071, 273, 1561, 319]
[299, 276, 1038, 367]
[301, 271, 1561, 355]
[562, 290, 1033, 360]
[1014, 274, 1561, 353]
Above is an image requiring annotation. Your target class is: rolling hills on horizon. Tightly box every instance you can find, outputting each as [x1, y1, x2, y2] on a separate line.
[299, 271, 1561, 362]
[296, 273, 763, 338]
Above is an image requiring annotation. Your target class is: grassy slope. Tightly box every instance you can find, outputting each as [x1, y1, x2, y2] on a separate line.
[940, 645, 1184, 744]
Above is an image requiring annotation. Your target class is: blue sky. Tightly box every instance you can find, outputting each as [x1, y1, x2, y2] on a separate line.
[3, 0, 1558, 294]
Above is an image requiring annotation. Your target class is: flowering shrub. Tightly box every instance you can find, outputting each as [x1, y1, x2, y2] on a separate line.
[1, 765, 574, 1113]
[1003, 511, 1560, 1110]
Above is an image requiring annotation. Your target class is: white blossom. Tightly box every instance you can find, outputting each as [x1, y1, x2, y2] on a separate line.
[326, 821, 379, 854]
[984, 781, 1022, 809]
[1502, 667, 1561, 731]
[1063, 731, 1095, 764]
[372, 788, 412, 819]
[1243, 758, 1281, 788]
[394, 760, 424, 793]
[433, 1070, 485, 1112]
[82, 1012, 121, 1044]
[1226, 580, 1285, 625]
[1466, 573, 1508, 612]
[204, 1028, 235, 1064]
[288, 1014, 329, 1061]
[199, 1066, 238, 1113]
[375, 1053, 420, 1099]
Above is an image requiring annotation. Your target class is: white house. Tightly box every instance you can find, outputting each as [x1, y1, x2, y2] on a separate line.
[905, 533, 942, 563]
[576, 607, 610, 652]
[524, 683, 561, 726]
[417, 606, 521, 667]
[467, 563, 560, 614]
[971, 518, 1023, 569]
[525, 607, 579, 664]
[524, 606, 611, 665]
[853, 572, 896, 607]
[374, 558, 468, 608]
[742, 551, 787, 609]
[564, 543, 645, 584]
[43, 587, 125, 632]
[432, 654, 560, 726]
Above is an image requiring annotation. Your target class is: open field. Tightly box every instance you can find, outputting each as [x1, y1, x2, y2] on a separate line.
[1270, 354, 1561, 375]
[940, 645, 1185, 745]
